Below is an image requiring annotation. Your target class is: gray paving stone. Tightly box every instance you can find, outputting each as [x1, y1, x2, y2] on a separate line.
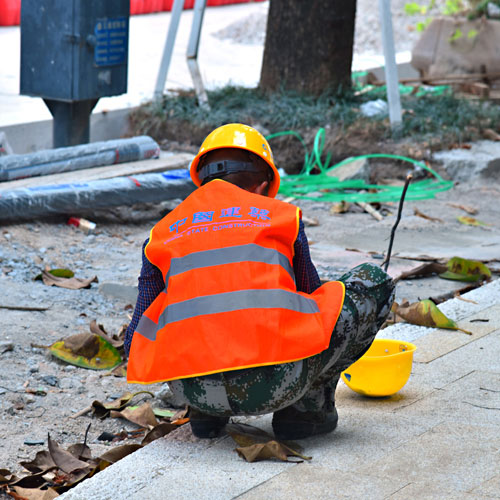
[355, 423, 500, 494]
[238, 463, 408, 500]
[468, 474, 500, 499]
[388, 481, 479, 500]
[411, 328, 500, 390]
[412, 304, 500, 363]
[391, 371, 500, 427]
[335, 378, 435, 414]
[302, 411, 433, 470]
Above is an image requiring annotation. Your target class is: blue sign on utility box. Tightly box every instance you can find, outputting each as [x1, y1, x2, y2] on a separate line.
[94, 17, 128, 67]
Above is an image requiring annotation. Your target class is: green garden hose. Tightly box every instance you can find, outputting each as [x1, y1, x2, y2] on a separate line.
[266, 128, 454, 203]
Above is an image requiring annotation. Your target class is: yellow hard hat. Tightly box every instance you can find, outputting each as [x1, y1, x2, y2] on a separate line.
[341, 339, 417, 397]
[190, 123, 280, 198]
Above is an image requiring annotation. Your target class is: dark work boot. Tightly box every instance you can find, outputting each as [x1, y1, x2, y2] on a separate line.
[189, 408, 229, 439]
[272, 388, 338, 440]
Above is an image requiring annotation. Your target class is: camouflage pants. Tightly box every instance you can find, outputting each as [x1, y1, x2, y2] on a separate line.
[168, 263, 395, 416]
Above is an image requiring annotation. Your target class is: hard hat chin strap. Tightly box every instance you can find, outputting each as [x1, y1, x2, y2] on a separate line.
[199, 160, 271, 182]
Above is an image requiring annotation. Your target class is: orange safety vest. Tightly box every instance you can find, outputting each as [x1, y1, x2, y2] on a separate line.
[127, 180, 345, 384]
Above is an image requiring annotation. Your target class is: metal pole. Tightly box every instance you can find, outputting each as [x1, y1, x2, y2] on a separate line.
[154, 0, 186, 97]
[378, 0, 402, 130]
[44, 99, 98, 148]
[187, 0, 209, 109]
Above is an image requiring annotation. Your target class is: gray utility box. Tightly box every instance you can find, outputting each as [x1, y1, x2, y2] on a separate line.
[21, 0, 129, 101]
[20, 0, 130, 147]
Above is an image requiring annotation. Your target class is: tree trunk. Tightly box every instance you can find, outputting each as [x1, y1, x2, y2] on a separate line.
[260, 0, 357, 95]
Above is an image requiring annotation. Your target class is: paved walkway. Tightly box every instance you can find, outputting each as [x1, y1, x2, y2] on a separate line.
[59, 278, 500, 500]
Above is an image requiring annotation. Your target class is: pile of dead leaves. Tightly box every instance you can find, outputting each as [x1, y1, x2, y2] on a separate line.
[1, 396, 312, 499]
[0, 433, 141, 499]
[0, 398, 189, 499]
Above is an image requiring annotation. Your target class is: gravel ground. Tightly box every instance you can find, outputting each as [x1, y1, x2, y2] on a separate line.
[212, 0, 447, 56]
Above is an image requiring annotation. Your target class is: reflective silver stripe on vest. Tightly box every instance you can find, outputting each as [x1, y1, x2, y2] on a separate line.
[136, 288, 319, 342]
[167, 244, 295, 284]
[135, 314, 159, 341]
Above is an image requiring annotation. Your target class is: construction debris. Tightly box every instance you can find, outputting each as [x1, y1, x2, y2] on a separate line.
[0, 136, 160, 182]
[0, 170, 195, 221]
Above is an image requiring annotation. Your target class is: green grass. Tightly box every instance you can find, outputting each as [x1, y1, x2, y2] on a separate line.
[130, 84, 500, 147]
[133, 85, 359, 131]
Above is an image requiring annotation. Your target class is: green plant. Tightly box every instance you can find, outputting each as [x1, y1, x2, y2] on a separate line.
[404, 0, 500, 40]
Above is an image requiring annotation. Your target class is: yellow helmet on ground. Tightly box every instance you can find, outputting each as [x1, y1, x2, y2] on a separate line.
[190, 123, 280, 198]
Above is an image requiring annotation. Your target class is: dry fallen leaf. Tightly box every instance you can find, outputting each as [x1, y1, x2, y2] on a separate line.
[40, 270, 98, 290]
[394, 300, 472, 335]
[97, 444, 142, 465]
[89, 320, 124, 350]
[395, 262, 447, 282]
[414, 207, 443, 223]
[47, 435, 92, 474]
[91, 391, 154, 419]
[330, 201, 349, 214]
[226, 423, 311, 463]
[439, 256, 491, 283]
[111, 402, 159, 429]
[49, 333, 122, 371]
[12, 486, 59, 500]
[1, 434, 143, 497]
[482, 128, 500, 141]
[235, 441, 289, 462]
[447, 203, 478, 215]
[457, 215, 489, 227]
[141, 422, 178, 446]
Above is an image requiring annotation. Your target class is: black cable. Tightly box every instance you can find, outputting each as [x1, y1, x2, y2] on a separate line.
[383, 174, 413, 272]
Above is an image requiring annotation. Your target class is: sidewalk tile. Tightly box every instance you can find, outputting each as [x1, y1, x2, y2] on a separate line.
[413, 304, 500, 363]
[238, 463, 408, 500]
[355, 423, 500, 494]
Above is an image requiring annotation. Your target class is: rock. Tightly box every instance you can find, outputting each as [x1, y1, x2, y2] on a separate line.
[86, 374, 100, 385]
[0, 342, 14, 354]
[99, 282, 138, 303]
[23, 394, 36, 404]
[59, 377, 82, 390]
[327, 157, 370, 183]
[433, 140, 500, 182]
[40, 375, 59, 387]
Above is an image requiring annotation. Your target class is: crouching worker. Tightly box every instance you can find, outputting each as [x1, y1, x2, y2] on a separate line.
[125, 123, 395, 440]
